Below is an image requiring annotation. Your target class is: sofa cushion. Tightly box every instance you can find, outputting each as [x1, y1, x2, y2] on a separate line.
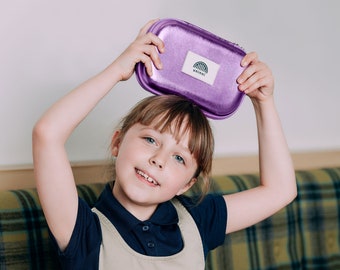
[0, 183, 105, 270]
[295, 168, 340, 269]
[201, 167, 340, 270]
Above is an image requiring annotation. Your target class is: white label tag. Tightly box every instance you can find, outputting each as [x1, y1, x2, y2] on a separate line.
[181, 51, 220, 86]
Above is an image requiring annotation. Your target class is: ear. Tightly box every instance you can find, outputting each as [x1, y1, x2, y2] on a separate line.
[111, 130, 121, 157]
[176, 178, 197, 196]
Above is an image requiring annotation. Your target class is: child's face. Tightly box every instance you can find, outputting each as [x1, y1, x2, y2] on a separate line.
[111, 121, 198, 214]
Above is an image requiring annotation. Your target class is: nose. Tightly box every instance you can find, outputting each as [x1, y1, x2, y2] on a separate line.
[149, 151, 166, 169]
[150, 159, 163, 169]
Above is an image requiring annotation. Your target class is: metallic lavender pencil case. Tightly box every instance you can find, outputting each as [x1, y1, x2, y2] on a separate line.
[135, 18, 246, 119]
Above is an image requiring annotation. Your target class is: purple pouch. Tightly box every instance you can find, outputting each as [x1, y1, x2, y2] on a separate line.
[135, 18, 246, 119]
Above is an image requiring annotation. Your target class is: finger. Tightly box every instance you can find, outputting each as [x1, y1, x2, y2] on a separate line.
[237, 61, 260, 84]
[239, 74, 264, 93]
[238, 67, 268, 92]
[135, 32, 165, 53]
[237, 60, 267, 84]
[139, 54, 154, 77]
[140, 32, 165, 53]
[241, 51, 259, 67]
[136, 43, 163, 69]
[243, 77, 272, 95]
[138, 19, 159, 37]
[237, 64, 256, 84]
[136, 46, 161, 76]
[240, 69, 273, 94]
[149, 46, 163, 69]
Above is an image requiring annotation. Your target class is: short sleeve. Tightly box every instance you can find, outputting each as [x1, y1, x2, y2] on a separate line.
[178, 194, 227, 255]
[49, 197, 102, 270]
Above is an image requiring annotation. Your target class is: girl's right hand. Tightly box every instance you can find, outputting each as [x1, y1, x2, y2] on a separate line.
[114, 19, 165, 81]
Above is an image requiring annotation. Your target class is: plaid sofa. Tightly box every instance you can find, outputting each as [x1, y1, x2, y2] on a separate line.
[1, 167, 339, 270]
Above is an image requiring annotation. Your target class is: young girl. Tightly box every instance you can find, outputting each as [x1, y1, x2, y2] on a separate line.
[33, 19, 297, 269]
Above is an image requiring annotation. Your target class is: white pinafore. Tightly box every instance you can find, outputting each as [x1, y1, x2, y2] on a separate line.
[92, 199, 205, 270]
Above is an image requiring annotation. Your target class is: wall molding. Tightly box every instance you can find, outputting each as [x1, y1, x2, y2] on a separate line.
[1, 150, 339, 190]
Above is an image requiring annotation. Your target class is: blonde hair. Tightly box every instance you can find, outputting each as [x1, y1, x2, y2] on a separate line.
[111, 95, 214, 199]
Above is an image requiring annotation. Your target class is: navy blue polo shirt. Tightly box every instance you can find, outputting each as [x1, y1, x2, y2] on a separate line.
[52, 183, 227, 269]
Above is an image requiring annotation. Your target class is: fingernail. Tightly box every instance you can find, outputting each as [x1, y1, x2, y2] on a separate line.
[242, 57, 250, 66]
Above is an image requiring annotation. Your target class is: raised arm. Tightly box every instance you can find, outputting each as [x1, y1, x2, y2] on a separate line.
[224, 52, 297, 234]
[32, 20, 164, 251]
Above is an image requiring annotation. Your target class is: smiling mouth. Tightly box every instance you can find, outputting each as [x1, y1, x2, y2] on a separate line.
[135, 169, 159, 186]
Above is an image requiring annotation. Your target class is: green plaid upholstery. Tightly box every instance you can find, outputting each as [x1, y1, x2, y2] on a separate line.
[0, 183, 105, 270]
[201, 167, 340, 270]
[0, 168, 339, 269]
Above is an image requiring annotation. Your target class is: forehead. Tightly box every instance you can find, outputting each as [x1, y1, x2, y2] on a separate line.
[149, 114, 193, 143]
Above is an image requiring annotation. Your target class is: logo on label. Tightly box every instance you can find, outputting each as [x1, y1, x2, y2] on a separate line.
[181, 51, 220, 86]
[193, 61, 208, 76]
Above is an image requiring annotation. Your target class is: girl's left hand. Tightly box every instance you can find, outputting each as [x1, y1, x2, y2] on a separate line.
[237, 52, 274, 102]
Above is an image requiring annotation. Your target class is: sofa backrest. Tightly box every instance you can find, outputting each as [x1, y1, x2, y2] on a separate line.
[203, 167, 340, 269]
[1, 167, 340, 269]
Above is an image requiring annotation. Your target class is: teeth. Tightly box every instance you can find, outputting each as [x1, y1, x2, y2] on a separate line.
[136, 170, 158, 185]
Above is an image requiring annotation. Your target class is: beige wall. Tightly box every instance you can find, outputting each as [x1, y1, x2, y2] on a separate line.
[1, 1, 340, 168]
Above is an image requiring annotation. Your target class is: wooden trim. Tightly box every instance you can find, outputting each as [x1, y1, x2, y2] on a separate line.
[0, 161, 111, 191]
[212, 150, 340, 176]
[1, 150, 339, 190]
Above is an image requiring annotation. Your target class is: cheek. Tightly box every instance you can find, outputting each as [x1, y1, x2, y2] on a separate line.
[169, 168, 195, 187]
[116, 140, 136, 159]
[114, 144, 132, 171]
[115, 141, 144, 171]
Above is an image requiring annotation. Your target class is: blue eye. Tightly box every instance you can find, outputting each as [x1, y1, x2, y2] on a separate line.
[174, 155, 185, 164]
[145, 137, 156, 144]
